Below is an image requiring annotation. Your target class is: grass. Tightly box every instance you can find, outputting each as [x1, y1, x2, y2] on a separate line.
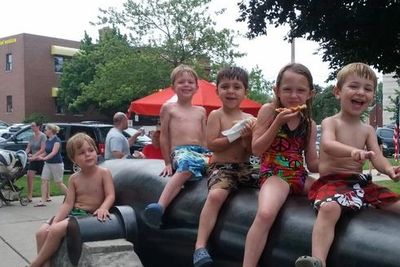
[15, 174, 70, 198]
[374, 180, 400, 193]
[363, 157, 400, 170]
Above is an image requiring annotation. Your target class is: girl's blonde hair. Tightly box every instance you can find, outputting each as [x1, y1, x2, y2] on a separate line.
[66, 133, 97, 161]
[274, 63, 315, 148]
[170, 64, 198, 85]
[45, 123, 60, 134]
[336, 62, 377, 90]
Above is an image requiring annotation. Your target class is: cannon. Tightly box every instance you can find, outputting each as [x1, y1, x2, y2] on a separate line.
[66, 205, 137, 265]
[102, 159, 400, 267]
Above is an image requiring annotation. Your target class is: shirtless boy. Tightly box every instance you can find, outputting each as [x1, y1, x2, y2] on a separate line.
[30, 133, 115, 267]
[193, 66, 256, 267]
[296, 63, 400, 267]
[144, 64, 208, 227]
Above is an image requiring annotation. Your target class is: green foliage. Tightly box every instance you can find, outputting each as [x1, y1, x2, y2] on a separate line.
[59, 32, 99, 112]
[247, 66, 273, 104]
[96, 0, 243, 77]
[59, 29, 171, 115]
[59, 0, 244, 116]
[23, 113, 50, 124]
[238, 0, 400, 80]
[311, 85, 340, 124]
[375, 82, 383, 106]
[374, 180, 400, 194]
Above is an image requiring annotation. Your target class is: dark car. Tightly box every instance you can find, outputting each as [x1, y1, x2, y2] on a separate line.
[0, 123, 114, 172]
[376, 127, 399, 158]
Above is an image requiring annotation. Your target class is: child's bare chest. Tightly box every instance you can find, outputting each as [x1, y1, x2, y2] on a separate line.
[75, 179, 103, 196]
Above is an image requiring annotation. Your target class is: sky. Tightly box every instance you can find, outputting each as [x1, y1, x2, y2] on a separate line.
[0, 0, 333, 86]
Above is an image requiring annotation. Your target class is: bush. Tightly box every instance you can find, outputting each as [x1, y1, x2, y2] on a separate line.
[23, 113, 49, 124]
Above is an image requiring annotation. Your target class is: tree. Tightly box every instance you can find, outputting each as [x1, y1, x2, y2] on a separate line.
[95, 0, 243, 77]
[247, 66, 273, 104]
[311, 85, 340, 124]
[238, 0, 400, 80]
[58, 32, 97, 112]
[59, 28, 171, 115]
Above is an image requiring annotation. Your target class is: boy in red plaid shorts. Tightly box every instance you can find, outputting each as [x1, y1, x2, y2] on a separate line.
[295, 63, 400, 267]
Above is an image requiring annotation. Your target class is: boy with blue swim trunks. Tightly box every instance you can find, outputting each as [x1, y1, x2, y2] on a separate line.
[144, 64, 208, 227]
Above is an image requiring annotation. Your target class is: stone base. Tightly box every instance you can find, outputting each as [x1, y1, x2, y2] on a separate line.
[52, 238, 143, 267]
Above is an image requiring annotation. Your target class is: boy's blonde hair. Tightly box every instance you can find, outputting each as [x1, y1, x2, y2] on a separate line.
[45, 123, 60, 134]
[170, 64, 198, 85]
[66, 133, 98, 161]
[336, 63, 377, 90]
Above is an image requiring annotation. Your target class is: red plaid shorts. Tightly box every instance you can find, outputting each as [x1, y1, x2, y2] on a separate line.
[308, 173, 399, 210]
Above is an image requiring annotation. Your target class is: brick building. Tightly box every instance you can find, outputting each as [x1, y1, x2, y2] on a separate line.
[0, 33, 108, 124]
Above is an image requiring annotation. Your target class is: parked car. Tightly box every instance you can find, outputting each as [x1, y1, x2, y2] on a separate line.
[123, 127, 152, 153]
[8, 123, 28, 132]
[0, 123, 153, 172]
[0, 123, 30, 140]
[376, 126, 399, 157]
[0, 121, 16, 139]
[0, 120, 8, 129]
[0, 123, 113, 172]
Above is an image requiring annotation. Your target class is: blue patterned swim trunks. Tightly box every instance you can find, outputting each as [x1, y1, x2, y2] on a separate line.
[172, 145, 209, 181]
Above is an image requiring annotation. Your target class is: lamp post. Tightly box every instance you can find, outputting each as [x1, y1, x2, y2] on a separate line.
[291, 38, 295, 63]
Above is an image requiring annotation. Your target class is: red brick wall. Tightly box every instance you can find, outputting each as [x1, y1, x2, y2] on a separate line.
[0, 33, 110, 124]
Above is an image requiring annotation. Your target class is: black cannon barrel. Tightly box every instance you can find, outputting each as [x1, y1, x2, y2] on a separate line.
[102, 159, 400, 267]
[66, 205, 137, 265]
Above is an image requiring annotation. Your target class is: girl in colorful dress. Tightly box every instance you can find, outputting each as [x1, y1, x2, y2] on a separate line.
[242, 63, 319, 267]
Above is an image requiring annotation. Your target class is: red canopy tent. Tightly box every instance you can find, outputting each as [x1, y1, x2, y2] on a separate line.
[128, 80, 262, 117]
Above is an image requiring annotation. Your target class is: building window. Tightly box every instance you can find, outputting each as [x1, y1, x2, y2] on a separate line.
[55, 98, 65, 114]
[54, 56, 64, 73]
[5, 53, 12, 71]
[6, 95, 12, 113]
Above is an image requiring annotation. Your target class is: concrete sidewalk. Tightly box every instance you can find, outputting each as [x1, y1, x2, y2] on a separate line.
[0, 196, 64, 266]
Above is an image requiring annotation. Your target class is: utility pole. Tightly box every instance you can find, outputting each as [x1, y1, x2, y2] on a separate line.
[291, 38, 295, 63]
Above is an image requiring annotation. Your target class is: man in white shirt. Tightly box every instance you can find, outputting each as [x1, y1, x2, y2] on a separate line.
[104, 112, 141, 160]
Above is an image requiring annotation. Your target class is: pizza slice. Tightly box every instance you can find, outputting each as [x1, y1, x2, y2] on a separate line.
[275, 104, 307, 113]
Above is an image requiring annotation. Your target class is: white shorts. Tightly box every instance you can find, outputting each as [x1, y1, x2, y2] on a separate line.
[41, 162, 64, 182]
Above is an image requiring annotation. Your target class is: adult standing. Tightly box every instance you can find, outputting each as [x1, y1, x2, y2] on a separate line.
[34, 124, 68, 207]
[25, 121, 47, 202]
[105, 112, 141, 160]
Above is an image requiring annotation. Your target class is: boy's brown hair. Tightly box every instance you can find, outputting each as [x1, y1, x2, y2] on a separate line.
[170, 64, 198, 85]
[216, 66, 249, 90]
[336, 62, 377, 90]
[66, 133, 98, 162]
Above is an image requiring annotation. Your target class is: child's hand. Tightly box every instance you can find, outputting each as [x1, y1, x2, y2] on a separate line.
[274, 109, 300, 126]
[389, 166, 400, 182]
[93, 208, 111, 222]
[240, 120, 254, 138]
[350, 149, 375, 163]
[160, 163, 173, 176]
